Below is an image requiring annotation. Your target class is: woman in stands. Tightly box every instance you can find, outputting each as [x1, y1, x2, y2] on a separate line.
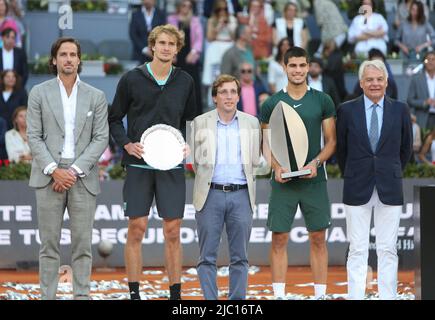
[395, 0, 435, 61]
[5, 105, 31, 163]
[201, 0, 237, 103]
[0, 0, 21, 47]
[168, 0, 204, 116]
[267, 37, 290, 94]
[0, 69, 27, 130]
[272, 2, 308, 49]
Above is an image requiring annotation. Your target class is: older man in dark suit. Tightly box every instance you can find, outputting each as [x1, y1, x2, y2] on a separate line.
[336, 59, 413, 300]
[129, 0, 166, 64]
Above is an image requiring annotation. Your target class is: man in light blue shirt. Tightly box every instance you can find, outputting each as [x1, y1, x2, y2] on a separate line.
[191, 74, 262, 300]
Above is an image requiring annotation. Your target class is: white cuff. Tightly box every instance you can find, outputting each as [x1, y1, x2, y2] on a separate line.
[71, 164, 86, 178]
[43, 162, 57, 175]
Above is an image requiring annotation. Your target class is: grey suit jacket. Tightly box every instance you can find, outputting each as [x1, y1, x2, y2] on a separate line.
[27, 78, 109, 195]
[191, 109, 261, 212]
[407, 71, 430, 127]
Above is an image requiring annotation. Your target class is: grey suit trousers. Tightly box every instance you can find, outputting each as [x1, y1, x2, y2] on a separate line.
[36, 159, 96, 300]
[195, 189, 253, 300]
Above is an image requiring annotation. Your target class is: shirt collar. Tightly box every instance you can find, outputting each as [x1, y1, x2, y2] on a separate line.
[217, 110, 238, 125]
[57, 74, 81, 88]
[426, 71, 435, 81]
[364, 94, 384, 111]
[142, 6, 155, 16]
[283, 85, 310, 93]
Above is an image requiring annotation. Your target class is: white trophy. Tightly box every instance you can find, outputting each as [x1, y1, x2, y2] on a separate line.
[269, 101, 311, 179]
[140, 124, 185, 170]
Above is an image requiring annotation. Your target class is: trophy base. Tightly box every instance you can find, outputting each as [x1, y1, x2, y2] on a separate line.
[281, 169, 312, 179]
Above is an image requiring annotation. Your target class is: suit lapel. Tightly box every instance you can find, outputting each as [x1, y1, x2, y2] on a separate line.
[47, 79, 65, 134]
[354, 96, 372, 152]
[237, 112, 249, 169]
[207, 110, 217, 165]
[421, 72, 430, 98]
[376, 97, 393, 152]
[74, 84, 91, 144]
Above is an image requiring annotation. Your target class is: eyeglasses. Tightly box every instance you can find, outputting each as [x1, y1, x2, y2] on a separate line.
[217, 89, 238, 96]
[240, 69, 253, 74]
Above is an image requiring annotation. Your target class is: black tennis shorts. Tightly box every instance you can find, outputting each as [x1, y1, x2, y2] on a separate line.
[123, 165, 186, 219]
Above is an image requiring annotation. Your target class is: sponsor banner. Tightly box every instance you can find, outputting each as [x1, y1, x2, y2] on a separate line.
[1, 179, 433, 269]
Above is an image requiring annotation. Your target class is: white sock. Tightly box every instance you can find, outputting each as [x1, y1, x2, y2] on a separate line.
[272, 283, 286, 298]
[314, 284, 327, 298]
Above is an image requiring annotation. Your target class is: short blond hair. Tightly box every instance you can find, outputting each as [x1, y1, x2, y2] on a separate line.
[147, 24, 185, 55]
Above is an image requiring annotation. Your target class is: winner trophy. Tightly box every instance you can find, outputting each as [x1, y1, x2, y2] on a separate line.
[269, 101, 311, 179]
[140, 124, 185, 170]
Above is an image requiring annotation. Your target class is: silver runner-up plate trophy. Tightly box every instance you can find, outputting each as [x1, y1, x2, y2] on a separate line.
[269, 101, 311, 179]
[140, 124, 185, 170]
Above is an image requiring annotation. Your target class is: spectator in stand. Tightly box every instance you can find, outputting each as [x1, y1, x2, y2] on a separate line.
[395, 0, 435, 61]
[0, 116, 6, 166]
[203, 0, 242, 18]
[394, 0, 429, 30]
[308, 57, 341, 107]
[418, 126, 435, 166]
[411, 113, 422, 162]
[202, 0, 237, 88]
[7, 0, 24, 47]
[238, 0, 272, 60]
[322, 39, 347, 101]
[0, 69, 27, 129]
[347, 0, 389, 57]
[272, 2, 308, 50]
[407, 51, 435, 129]
[268, 38, 290, 94]
[237, 62, 268, 117]
[168, 0, 204, 116]
[220, 24, 254, 80]
[129, 0, 166, 64]
[0, 28, 28, 86]
[312, 0, 348, 55]
[5, 105, 30, 163]
[0, 0, 21, 48]
[348, 0, 387, 20]
[352, 48, 398, 99]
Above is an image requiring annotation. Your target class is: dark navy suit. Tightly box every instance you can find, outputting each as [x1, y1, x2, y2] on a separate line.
[129, 7, 166, 64]
[336, 95, 413, 206]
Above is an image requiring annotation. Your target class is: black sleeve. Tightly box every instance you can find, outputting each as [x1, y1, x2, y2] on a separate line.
[21, 49, 28, 86]
[400, 104, 413, 169]
[108, 74, 131, 148]
[180, 78, 197, 139]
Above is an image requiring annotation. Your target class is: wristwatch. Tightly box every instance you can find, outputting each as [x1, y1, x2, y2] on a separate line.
[312, 158, 321, 168]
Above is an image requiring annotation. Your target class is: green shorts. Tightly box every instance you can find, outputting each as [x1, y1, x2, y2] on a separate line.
[267, 179, 331, 233]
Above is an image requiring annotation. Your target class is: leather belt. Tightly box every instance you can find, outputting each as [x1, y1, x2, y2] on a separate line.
[210, 183, 248, 192]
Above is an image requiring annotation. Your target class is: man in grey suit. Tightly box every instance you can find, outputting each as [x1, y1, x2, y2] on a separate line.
[407, 51, 435, 129]
[27, 38, 109, 300]
[191, 74, 262, 300]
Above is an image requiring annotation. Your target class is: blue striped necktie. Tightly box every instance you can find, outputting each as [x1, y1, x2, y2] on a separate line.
[369, 104, 379, 152]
